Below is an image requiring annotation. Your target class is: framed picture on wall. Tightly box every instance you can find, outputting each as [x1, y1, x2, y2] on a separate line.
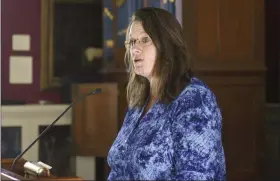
[40, 0, 103, 90]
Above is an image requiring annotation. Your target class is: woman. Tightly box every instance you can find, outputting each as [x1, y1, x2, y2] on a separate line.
[107, 7, 226, 181]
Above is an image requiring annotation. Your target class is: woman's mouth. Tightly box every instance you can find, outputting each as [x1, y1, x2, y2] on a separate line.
[134, 59, 143, 63]
[134, 59, 143, 66]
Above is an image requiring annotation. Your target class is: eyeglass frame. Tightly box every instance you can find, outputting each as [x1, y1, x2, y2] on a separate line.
[124, 36, 153, 49]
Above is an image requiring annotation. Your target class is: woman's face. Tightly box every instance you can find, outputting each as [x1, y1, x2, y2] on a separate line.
[128, 21, 157, 80]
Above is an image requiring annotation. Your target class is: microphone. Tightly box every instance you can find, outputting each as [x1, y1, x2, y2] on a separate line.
[10, 88, 102, 172]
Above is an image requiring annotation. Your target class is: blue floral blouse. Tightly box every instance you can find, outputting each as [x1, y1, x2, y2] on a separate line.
[107, 77, 226, 180]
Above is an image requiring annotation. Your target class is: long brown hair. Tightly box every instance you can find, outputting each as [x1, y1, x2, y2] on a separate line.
[125, 7, 193, 108]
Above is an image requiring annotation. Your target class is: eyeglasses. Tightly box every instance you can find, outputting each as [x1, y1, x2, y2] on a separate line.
[124, 36, 153, 49]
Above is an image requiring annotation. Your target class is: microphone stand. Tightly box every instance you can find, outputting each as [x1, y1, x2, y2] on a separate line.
[10, 88, 102, 177]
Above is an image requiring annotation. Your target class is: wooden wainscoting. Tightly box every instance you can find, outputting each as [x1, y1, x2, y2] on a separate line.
[196, 71, 265, 181]
[182, 0, 266, 180]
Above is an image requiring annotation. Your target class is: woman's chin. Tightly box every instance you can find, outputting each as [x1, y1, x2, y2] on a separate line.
[136, 73, 151, 81]
[134, 68, 151, 79]
[135, 72, 145, 77]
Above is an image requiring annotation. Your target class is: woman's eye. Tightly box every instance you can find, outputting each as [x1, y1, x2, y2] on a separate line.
[142, 37, 150, 43]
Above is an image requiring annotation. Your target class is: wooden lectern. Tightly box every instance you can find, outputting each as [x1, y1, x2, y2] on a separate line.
[1, 158, 82, 180]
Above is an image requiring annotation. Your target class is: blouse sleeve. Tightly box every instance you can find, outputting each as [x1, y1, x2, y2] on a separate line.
[171, 89, 225, 180]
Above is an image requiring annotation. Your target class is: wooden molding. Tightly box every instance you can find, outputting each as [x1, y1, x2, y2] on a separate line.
[40, 0, 58, 90]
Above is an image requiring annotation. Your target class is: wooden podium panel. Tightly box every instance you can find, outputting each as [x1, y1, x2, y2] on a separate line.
[71, 83, 118, 157]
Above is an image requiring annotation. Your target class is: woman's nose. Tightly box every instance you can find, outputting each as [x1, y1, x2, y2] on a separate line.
[132, 46, 141, 56]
